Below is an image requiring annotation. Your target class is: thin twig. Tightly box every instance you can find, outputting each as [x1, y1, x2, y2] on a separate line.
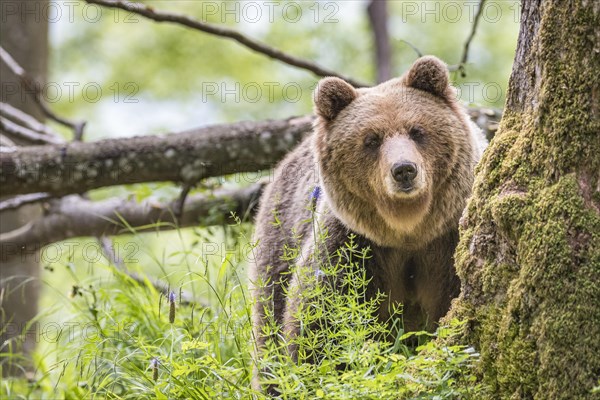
[98, 236, 205, 306]
[0, 46, 86, 136]
[173, 184, 192, 219]
[449, 0, 487, 77]
[85, 0, 368, 88]
[0, 117, 64, 145]
[398, 39, 423, 58]
[0, 134, 17, 147]
[73, 122, 87, 142]
[0, 193, 52, 212]
[0, 102, 62, 139]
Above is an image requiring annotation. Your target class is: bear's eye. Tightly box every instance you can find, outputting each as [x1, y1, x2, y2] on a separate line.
[409, 126, 426, 143]
[364, 133, 382, 149]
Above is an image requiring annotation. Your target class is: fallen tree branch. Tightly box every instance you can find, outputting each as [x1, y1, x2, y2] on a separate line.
[0, 107, 501, 249]
[0, 115, 314, 197]
[0, 183, 263, 253]
[85, 0, 368, 88]
[0, 106, 501, 249]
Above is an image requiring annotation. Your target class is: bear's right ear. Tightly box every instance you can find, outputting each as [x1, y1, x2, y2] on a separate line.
[313, 77, 358, 121]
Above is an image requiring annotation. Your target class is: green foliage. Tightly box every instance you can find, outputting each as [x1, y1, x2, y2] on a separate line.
[254, 235, 485, 399]
[2, 221, 486, 399]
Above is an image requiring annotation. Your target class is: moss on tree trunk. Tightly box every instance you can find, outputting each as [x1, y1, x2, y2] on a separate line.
[448, 1, 600, 398]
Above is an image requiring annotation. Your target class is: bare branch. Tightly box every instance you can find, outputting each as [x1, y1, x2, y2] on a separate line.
[0, 134, 17, 148]
[0, 183, 263, 252]
[0, 117, 64, 145]
[173, 184, 192, 219]
[367, 0, 392, 83]
[84, 0, 368, 88]
[73, 122, 87, 142]
[0, 115, 314, 197]
[449, 0, 487, 77]
[0, 193, 51, 212]
[0, 102, 62, 139]
[0, 46, 85, 134]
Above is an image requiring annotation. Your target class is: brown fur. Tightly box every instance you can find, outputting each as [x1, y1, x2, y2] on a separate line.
[249, 56, 486, 391]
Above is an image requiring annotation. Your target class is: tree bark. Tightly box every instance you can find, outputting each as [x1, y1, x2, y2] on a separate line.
[448, 1, 599, 398]
[0, 0, 47, 376]
[0, 116, 314, 197]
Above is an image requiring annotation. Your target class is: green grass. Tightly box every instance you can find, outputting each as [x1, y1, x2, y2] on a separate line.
[1, 218, 486, 399]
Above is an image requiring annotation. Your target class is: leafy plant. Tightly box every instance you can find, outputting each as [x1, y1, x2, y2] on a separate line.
[2, 218, 487, 399]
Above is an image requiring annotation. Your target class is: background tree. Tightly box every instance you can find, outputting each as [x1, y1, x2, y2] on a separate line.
[449, 0, 599, 398]
[0, 0, 47, 376]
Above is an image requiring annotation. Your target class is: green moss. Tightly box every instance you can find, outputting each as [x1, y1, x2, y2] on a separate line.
[452, 170, 600, 399]
[449, 1, 600, 397]
[490, 192, 530, 239]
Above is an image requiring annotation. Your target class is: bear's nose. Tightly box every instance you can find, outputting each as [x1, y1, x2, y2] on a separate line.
[391, 162, 418, 185]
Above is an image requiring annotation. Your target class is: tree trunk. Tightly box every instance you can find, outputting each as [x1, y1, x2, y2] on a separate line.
[367, 0, 392, 83]
[0, 0, 48, 376]
[449, 1, 599, 399]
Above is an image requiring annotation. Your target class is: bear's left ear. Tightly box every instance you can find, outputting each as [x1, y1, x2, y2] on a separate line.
[313, 77, 358, 121]
[403, 56, 452, 99]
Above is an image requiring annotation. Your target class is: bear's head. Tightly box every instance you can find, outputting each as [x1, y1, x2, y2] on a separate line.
[313, 56, 482, 248]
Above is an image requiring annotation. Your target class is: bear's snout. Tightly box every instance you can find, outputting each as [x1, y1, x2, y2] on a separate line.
[391, 162, 418, 191]
[380, 136, 426, 197]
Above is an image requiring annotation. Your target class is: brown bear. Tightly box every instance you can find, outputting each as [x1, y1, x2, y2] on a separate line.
[249, 56, 486, 388]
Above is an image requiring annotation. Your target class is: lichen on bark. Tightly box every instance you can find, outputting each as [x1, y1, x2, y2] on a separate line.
[447, 1, 600, 399]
